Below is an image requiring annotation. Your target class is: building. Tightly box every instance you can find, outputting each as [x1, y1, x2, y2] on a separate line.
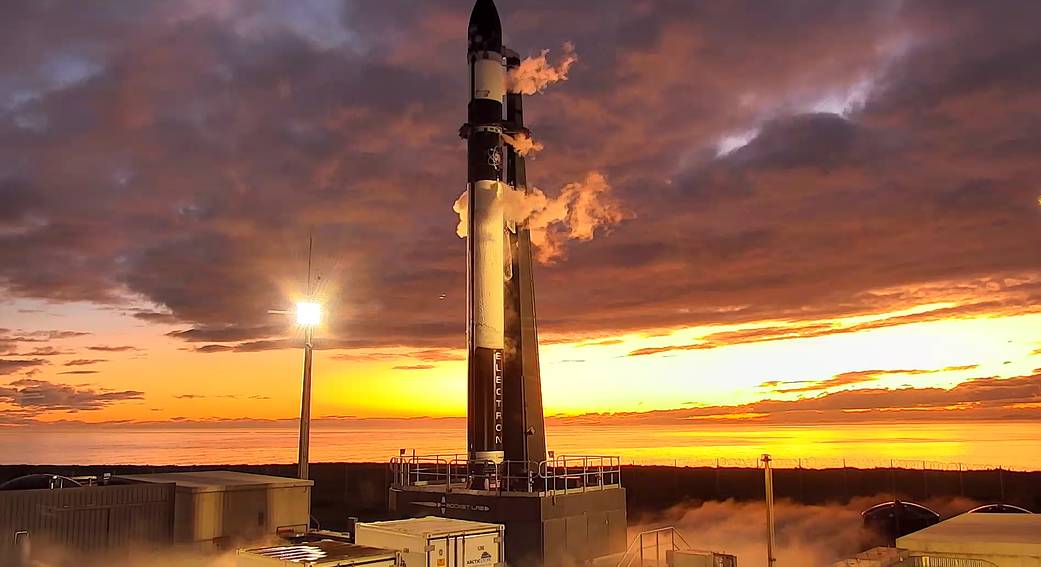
[0, 474, 175, 557]
[896, 513, 1041, 567]
[119, 470, 313, 548]
[835, 513, 1041, 567]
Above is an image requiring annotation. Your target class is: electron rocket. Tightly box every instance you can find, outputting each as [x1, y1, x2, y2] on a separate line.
[463, 0, 547, 477]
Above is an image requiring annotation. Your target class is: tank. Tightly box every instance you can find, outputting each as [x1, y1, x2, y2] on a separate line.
[861, 501, 940, 544]
[0, 474, 82, 490]
[966, 503, 1033, 514]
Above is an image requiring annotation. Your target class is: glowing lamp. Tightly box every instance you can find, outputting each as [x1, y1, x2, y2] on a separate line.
[296, 301, 322, 327]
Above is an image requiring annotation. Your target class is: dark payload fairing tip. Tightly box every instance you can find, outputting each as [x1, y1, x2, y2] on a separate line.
[468, 0, 502, 52]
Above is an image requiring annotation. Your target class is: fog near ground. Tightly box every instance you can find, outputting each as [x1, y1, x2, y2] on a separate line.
[19, 542, 250, 567]
[629, 495, 981, 566]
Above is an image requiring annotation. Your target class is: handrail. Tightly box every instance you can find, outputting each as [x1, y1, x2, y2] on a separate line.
[389, 452, 622, 494]
[615, 527, 698, 567]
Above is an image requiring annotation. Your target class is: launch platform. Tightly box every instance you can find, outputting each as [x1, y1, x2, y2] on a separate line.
[389, 454, 627, 567]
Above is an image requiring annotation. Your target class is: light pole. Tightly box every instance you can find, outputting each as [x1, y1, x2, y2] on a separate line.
[763, 454, 776, 567]
[296, 301, 321, 480]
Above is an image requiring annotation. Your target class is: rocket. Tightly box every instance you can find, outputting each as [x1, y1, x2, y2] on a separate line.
[463, 0, 546, 479]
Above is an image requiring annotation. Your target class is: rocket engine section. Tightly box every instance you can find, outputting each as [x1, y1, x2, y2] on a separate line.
[463, 0, 547, 487]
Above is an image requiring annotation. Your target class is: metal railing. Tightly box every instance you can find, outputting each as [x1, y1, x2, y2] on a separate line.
[897, 557, 997, 567]
[616, 527, 690, 567]
[615, 527, 734, 567]
[389, 452, 622, 495]
[619, 456, 1032, 472]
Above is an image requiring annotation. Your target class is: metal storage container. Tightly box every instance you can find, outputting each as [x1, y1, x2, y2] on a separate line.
[667, 550, 738, 567]
[355, 517, 504, 567]
[237, 540, 399, 567]
[118, 471, 312, 547]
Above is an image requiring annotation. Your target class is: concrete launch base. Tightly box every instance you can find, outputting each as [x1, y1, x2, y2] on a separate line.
[390, 486, 627, 567]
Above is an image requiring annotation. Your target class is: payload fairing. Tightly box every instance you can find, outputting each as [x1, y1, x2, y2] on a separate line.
[463, 0, 546, 474]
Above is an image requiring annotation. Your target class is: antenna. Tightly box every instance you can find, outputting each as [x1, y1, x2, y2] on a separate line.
[307, 231, 314, 297]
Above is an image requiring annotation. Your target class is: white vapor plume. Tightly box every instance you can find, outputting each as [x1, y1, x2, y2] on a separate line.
[453, 172, 627, 263]
[23, 541, 241, 567]
[501, 132, 544, 157]
[507, 42, 578, 95]
[632, 499, 867, 565]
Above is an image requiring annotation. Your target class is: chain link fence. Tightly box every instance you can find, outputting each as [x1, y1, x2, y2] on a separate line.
[620, 456, 1031, 472]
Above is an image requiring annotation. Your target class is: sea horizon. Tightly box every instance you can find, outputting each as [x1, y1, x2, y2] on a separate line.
[3, 420, 1038, 471]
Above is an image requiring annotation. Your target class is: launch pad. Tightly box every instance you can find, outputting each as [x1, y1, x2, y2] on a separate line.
[389, 455, 627, 566]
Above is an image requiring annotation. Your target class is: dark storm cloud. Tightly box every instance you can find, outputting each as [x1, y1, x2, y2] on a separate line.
[0, 329, 90, 344]
[331, 348, 464, 362]
[0, 378, 144, 413]
[0, 358, 47, 375]
[0, 344, 70, 357]
[173, 393, 240, 399]
[20, 346, 72, 356]
[1, 0, 1040, 351]
[167, 325, 282, 343]
[86, 345, 140, 352]
[64, 358, 106, 366]
[131, 310, 180, 324]
[627, 294, 1041, 357]
[762, 365, 979, 394]
[565, 373, 1041, 425]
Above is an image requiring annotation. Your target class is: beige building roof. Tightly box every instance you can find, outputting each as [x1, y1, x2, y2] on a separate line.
[359, 517, 502, 538]
[119, 470, 313, 493]
[897, 513, 1041, 558]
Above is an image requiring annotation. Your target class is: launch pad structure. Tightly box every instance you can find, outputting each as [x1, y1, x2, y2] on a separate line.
[390, 455, 627, 567]
[390, 1, 627, 566]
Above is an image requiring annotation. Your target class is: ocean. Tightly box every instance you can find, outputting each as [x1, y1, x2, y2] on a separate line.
[2, 421, 1038, 470]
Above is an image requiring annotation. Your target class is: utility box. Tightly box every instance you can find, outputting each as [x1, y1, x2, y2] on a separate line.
[667, 550, 738, 567]
[119, 471, 312, 547]
[831, 547, 908, 567]
[237, 541, 399, 567]
[355, 517, 504, 567]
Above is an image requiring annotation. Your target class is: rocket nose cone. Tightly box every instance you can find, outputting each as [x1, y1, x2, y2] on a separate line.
[468, 0, 502, 53]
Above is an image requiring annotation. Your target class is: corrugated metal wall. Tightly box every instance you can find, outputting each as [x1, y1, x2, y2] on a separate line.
[0, 483, 174, 556]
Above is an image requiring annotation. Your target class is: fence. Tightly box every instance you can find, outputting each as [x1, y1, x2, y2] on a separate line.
[620, 456, 1033, 472]
[390, 452, 622, 495]
[897, 557, 997, 567]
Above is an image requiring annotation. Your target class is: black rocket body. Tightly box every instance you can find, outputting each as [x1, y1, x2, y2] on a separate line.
[466, 0, 507, 467]
[464, 0, 546, 479]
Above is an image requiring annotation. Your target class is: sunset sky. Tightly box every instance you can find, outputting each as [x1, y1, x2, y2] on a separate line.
[2, 0, 1041, 428]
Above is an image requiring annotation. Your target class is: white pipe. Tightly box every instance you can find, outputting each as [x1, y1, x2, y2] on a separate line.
[763, 453, 776, 567]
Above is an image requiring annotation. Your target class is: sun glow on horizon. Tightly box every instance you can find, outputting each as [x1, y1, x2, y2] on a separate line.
[3, 288, 1041, 428]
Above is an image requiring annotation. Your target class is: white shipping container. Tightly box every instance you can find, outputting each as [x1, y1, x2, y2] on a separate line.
[237, 540, 398, 567]
[355, 517, 504, 567]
